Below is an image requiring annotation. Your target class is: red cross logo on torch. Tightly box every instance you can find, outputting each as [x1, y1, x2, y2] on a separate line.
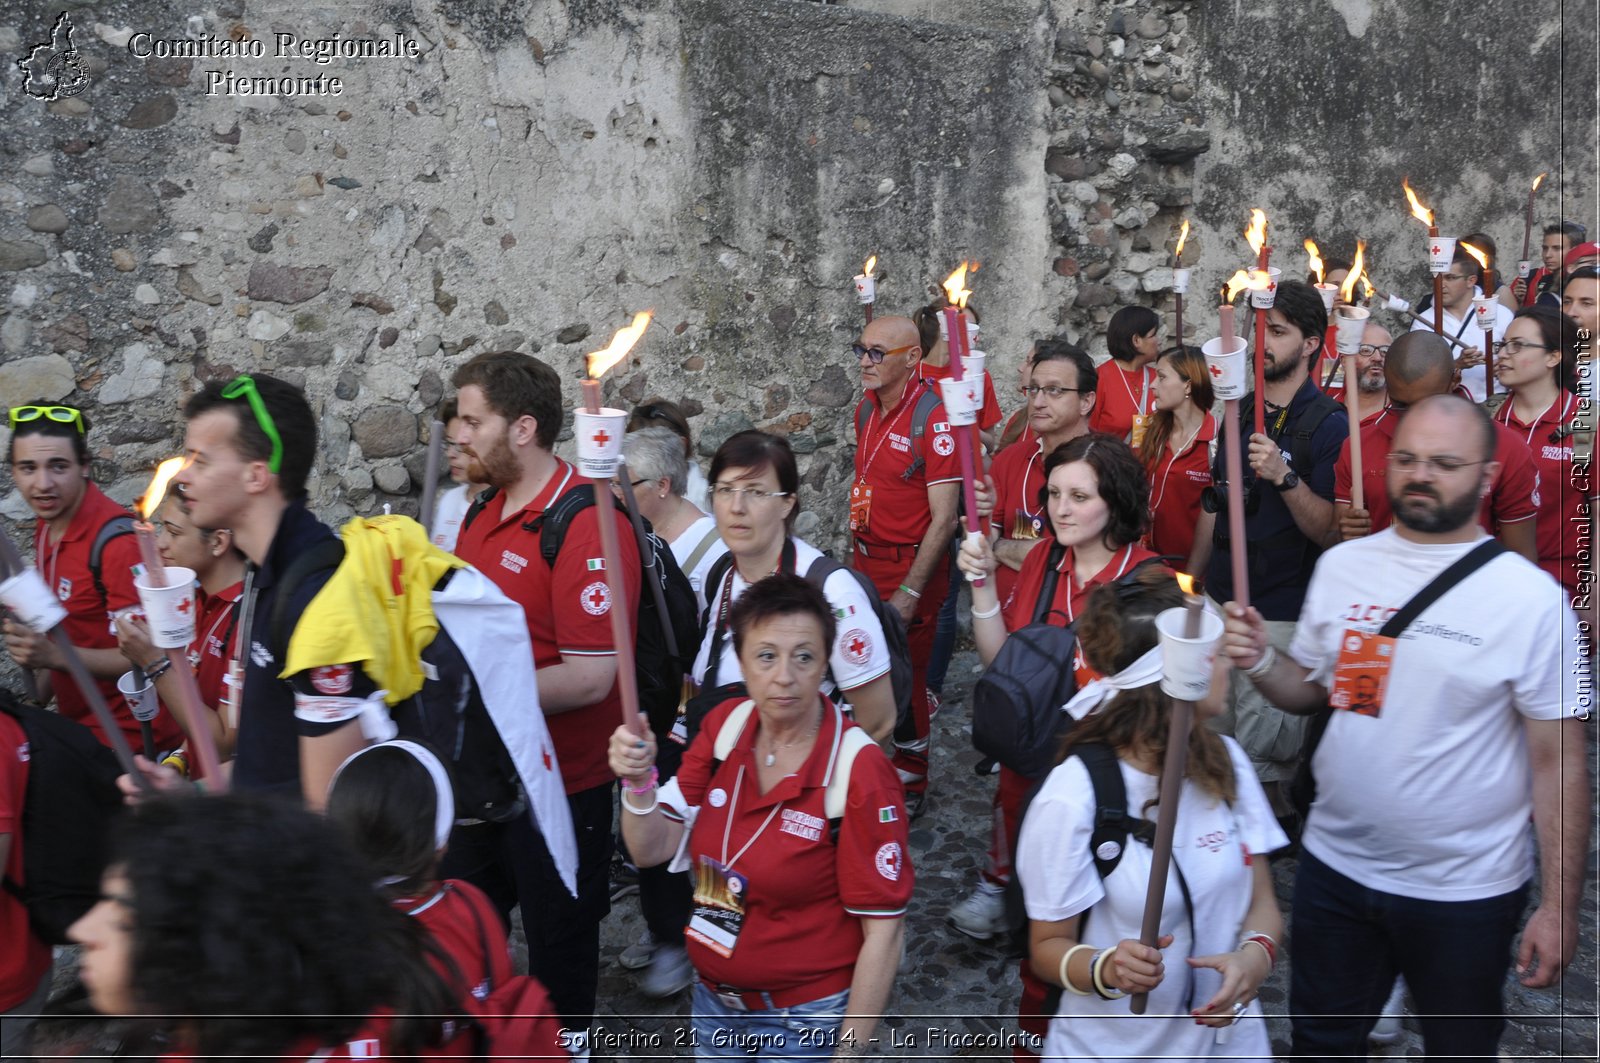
[175, 597, 193, 616]
[1209, 363, 1224, 378]
[1431, 245, 1441, 256]
[592, 428, 611, 448]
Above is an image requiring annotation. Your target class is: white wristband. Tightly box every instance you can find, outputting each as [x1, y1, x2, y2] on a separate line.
[972, 603, 1001, 620]
[622, 791, 659, 816]
[1243, 644, 1277, 680]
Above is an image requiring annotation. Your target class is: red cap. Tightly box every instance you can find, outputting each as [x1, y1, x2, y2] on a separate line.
[1565, 242, 1600, 268]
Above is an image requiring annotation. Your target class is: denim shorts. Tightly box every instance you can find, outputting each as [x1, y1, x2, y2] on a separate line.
[688, 982, 851, 1060]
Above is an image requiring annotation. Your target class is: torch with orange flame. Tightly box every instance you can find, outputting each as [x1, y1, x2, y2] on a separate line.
[1174, 219, 1190, 267]
[940, 262, 987, 589]
[1245, 209, 1268, 267]
[854, 255, 879, 319]
[1305, 239, 1325, 286]
[1403, 179, 1448, 333]
[1242, 211, 1271, 434]
[1460, 242, 1499, 396]
[1520, 173, 1549, 279]
[1332, 242, 1371, 507]
[1402, 178, 1435, 232]
[1172, 220, 1192, 337]
[1339, 241, 1366, 305]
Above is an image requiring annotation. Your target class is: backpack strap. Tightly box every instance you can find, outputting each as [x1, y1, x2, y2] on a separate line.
[88, 514, 136, 608]
[823, 725, 874, 822]
[1285, 392, 1342, 478]
[267, 539, 346, 663]
[902, 382, 945, 482]
[680, 523, 722, 578]
[460, 486, 498, 534]
[711, 700, 757, 761]
[699, 557, 739, 692]
[1032, 543, 1067, 625]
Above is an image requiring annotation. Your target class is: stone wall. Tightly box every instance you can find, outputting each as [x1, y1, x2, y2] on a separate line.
[1, 0, 1593, 580]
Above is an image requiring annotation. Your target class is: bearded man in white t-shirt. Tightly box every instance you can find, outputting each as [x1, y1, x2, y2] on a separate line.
[1221, 394, 1590, 1061]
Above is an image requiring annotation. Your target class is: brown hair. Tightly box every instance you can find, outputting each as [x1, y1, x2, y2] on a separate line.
[450, 352, 564, 450]
[628, 398, 694, 461]
[1138, 345, 1213, 470]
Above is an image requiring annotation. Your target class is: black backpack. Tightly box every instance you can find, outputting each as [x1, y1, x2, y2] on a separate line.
[1, 689, 125, 943]
[462, 484, 702, 739]
[971, 549, 1165, 780]
[88, 514, 136, 606]
[269, 542, 525, 823]
[694, 540, 915, 744]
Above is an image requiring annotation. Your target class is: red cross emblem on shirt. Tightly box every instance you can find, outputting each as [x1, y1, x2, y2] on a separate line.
[592, 428, 611, 448]
[587, 586, 608, 610]
[847, 634, 866, 658]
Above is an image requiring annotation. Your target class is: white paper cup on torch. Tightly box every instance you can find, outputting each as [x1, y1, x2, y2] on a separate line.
[1472, 297, 1497, 333]
[1314, 283, 1338, 311]
[1335, 305, 1371, 356]
[1248, 268, 1281, 310]
[117, 669, 160, 724]
[853, 273, 876, 305]
[574, 408, 628, 480]
[1517, 259, 1533, 280]
[1428, 236, 1457, 275]
[1172, 267, 1191, 294]
[0, 570, 68, 633]
[938, 378, 979, 427]
[1155, 605, 1225, 701]
[134, 566, 198, 649]
[938, 314, 981, 348]
[1201, 335, 1248, 401]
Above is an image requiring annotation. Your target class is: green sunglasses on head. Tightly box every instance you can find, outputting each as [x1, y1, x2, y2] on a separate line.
[8, 405, 85, 434]
[220, 375, 283, 474]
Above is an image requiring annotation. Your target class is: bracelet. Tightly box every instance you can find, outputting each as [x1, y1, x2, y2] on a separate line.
[622, 766, 659, 795]
[142, 657, 166, 674]
[1238, 931, 1278, 966]
[1091, 947, 1126, 1000]
[1058, 943, 1096, 996]
[1239, 938, 1273, 968]
[144, 657, 173, 682]
[160, 750, 190, 779]
[898, 584, 922, 600]
[1242, 644, 1277, 680]
[971, 602, 1002, 620]
[621, 790, 659, 816]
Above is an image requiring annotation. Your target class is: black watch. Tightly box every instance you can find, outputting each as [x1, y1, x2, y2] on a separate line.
[1274, 470, 1301, 492]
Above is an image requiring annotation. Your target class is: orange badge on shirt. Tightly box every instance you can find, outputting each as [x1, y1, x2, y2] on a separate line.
[1329, 628, 1396, 718]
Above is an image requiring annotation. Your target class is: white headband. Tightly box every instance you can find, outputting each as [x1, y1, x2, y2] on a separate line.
[1062, 645, 1164, 720]
[332, 739, 455, 851]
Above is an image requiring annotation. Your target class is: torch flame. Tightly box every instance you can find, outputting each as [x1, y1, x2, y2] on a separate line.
[1340, 241, 1366, 304]
[1304, 239, 1325, 285]
[1402, 178, 1434, 228]
[1244, 209, 1267, 257]
[1460, 241, 1490, 274]
[1174, 219, 1189, 261]
[1175, 572, 1197, 596]
[1531, 172, 1547, 193]
[1224, 269, 1254, 302]
[863, 255, 877, 278]
[585, 311, 654, 379]
[139, 457, 186, 520]
[1360, 271, 1375, 300]
[942, 261, 979, 309]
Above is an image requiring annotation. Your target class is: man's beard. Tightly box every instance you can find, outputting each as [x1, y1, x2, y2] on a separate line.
[1391, 479, 1482, 533]
[467, 433, 519, 489]
[1358, 366, 1386, 393]
[1263, 348, 1303, 383]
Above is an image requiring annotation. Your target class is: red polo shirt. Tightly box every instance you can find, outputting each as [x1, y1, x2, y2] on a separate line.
[1324, 388, 1386, 427]
[395, 879, 514, 1003]
[1145, 413, 1216, 570]
[454, 460, 640, 794]
[662, 698, 912, 995]
[1089, 361, 1154, 443]
[851, 378, 961, 547]
[918, 360, 1003, 430]
[1495, 391, 1584, 589]
[1335, 408, 1542, 535]
[32, 484, 183, 752]
[0, 712, 50, 1010]
[1003, 544, 1163, 686]
[988, 437, 1050, 606]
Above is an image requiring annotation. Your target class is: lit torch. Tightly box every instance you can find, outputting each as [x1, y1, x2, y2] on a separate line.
[1244, 211, 1271, 434]
[1461, 241, 1497, 397]
[1520, 172, 1548, 294]
[854, 255, 878, 323]
[134, 458, 227, 789]
[1172, 220, 1191, 342]
[1334, 243, 1370, 510]
[940, 262, 987, 589]
[581, 312, 653, 736]
[1306, 239, 1336, 387]
[1404, 178, 1449, 334]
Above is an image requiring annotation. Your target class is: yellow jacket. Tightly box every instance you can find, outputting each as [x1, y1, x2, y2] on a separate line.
[283, 515, 464, 705]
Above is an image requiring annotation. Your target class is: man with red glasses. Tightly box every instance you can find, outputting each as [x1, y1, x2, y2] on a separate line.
[850, 315, 960, 816]
[3, 403, 183, 753]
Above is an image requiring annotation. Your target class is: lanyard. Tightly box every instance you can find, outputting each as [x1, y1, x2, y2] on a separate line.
[718, 763, 786, 872]
[1497, 391, 1574, 448]
[1119, 365, 1150, 418]
[1018, 445, 1043, 524]
[1056, 544, 1136, 622]
[1151, 418, 1205, 515]
[856, 378, 925, 483]
[33, 523, 62, 600]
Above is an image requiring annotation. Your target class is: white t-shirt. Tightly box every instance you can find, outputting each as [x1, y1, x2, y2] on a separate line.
[685, 463, 710, 511]
[692, 537, 891, 700]
[1290, 529, 1582, 900]
[430, 483, 473, 553]
[668, 513, 728, 615]
[1406, 292, 1514, 402]
[1016, 737, 1283, 1063]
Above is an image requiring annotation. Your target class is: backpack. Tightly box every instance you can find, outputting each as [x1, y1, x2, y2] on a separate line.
[456, 884, 568, 1060]
[695, 540, 914, 744]
[269, 542, 525, 824]
[971, 550, 1165, 781]
[462, 483, 701, 739]
[853, 380, 945, 484]
[0, 688, 125, 943]
[88, 514, 136, 607]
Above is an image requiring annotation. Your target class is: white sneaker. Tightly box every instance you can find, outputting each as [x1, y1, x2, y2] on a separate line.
[947, 881, 1009, 940]
[1368, 977, 1407, 1045]
[618, 930, 656, 970]
[638, 944, 695, 998]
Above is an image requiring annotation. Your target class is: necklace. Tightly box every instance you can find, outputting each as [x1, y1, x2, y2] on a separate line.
[761, 710, 821, 767]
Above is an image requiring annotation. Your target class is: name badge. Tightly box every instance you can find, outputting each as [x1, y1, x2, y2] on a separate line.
[849, 482, 873, 533]
[1329, 628, 1395, 717]
[1129, 412, 1151, 449]
[686, 855, 747, 958]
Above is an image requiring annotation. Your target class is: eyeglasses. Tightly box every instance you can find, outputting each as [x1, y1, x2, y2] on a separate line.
[610, 478, 651, 491]
[1387, 452, 1484, 475]
[1356, 344, 1391, 357]
[1492, 339, 1552, 356]
[850, 343, 917, 364]
[710, 484, 793, 504]
[8, 405, 85, 434]
[220, 375, 284, 474]
[1021, 385, 1085, 399]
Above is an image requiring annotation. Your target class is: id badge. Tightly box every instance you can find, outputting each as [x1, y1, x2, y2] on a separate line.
[849, 482, 873, 533]
[223, 660, 245, 730]
[1011, 509, 1042, 540]
[1129, 413, 1151, 449]
[1329, 628, 1396, 718]
[686, 855, 748, 958]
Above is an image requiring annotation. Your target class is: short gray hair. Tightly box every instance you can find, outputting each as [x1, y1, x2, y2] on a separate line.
[621, 426, 689, 497]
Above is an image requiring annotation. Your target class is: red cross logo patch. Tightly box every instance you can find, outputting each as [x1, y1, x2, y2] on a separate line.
[581, 580, 612, 616]
[841, 628, 872, 666]
[592, 428, 612, 448]
[932, 432, 954, 457]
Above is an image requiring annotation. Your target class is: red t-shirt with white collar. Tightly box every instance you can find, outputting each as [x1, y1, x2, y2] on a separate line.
[1494, 390, 1584, 590]
[1144, 413, 1216, 569]
[851, 378, 962, 547]
[1003, 543, 1164, 685]
[1089, 361, 1154, 443]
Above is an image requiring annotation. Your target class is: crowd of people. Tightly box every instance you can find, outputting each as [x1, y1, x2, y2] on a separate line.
[0, 224, 1594, 1062]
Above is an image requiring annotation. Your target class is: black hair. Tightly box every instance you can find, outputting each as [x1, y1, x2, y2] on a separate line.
[1031, 339, 1097, 394]
[1510, 304, 1580, 394]
[6, 400, 90, 465]
[1106, 306, 1160, 364]
[451, 351, 564, 450]
[708, 430, 800, 534]
[728, 572, 837, 661]
[1270, 279, 1328, 347]
[106, 793, 460, 1060]
[1567, 266, 1600, 289]
[437, 398, 459, 423]
[627, 398, 695, 461]
[1309, 257, 1353, 286]
[184, 374, 318, 501]
[326, 744, 451, 901]
[1039, 433, 1150, 550]
[1547, 221, 1587, 242]
[911, 300, 982, 354]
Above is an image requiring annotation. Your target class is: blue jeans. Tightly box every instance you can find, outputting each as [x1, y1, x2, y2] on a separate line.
[689, 983, 850, 1060]
[925, 541, 960, 697]
[1290, 849, 1529, 1063]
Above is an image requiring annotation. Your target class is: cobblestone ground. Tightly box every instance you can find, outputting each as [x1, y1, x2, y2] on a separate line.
[588, 647, 1600, 1061]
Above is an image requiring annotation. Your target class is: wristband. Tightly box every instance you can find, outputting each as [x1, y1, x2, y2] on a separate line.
[1239, 938, 1273, 968]
[971, 603, 1001, 620]
[623, 766, 659, 795]
[898, 584, 922, 600]
[144, 657, 173, 682]
[622, 791, 659, 816]
[160, 750, 190, 779]
[1239, 931, 1278, 966]
[1059, 943, 1095, 996]
[1242, 644, 1277, 680]
[1091, 947, 1126, 1000]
